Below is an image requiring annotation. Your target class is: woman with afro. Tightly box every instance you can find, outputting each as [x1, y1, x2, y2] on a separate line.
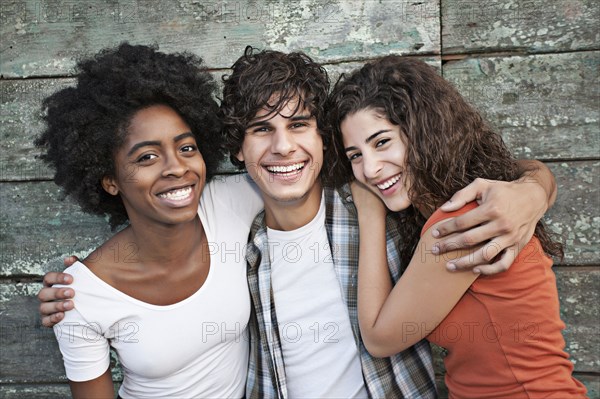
[328, 56, 587, 398]
[36, 43, 262, 398]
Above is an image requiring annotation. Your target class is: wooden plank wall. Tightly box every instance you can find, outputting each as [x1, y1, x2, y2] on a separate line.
[1, 0, 598, 397]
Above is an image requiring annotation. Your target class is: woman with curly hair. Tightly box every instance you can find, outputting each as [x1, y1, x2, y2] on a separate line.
[328, 56, 587, 398]
[36, 43, 262, 398]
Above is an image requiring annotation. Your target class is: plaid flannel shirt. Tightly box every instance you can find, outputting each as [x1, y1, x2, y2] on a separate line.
[245, 184, 437, 398]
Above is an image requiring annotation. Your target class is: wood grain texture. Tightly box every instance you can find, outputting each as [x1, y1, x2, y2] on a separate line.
[444, 52, 599, 160]
[442, 0, 600, 54]
[1, 0, 440, 78]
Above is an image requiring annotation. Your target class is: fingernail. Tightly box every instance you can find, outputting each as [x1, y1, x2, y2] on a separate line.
[432, 244, 440, 255]
[432, 229, 440, 238]
[64, 289, 73, 298]
[61, 275, 69, 283]
[64, 301, 74, 309]
[447, 263, 456, 271]
[473, 268, 481, 274]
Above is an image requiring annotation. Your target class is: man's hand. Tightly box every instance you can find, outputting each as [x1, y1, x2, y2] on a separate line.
[38, 256, 78, 327]
[431, 175, 551, 275]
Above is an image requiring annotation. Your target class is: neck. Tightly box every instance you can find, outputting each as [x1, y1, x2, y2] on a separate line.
[124, 216, 205, 268]
[263, 180, 323, 231]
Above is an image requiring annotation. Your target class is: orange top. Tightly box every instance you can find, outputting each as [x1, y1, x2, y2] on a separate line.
[421, 202, 587, 399]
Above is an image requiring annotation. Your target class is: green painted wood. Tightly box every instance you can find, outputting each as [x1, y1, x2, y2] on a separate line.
[443, 52, 599, 160]
[0, 281, 123, 384]
[442, 0, 600, 54]
[1, 0, 440, 78]
[547, 162, 600, 266]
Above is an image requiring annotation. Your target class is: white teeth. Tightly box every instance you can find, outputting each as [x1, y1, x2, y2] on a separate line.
[377, 174, 401, 190]
[266, 162, 305, 174]
[158, 186, 192, 200]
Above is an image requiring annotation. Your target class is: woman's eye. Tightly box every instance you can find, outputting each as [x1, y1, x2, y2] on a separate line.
[137, 154, 157, 163]
[348, 153, 361, 162]
[181, 144, 198, 153]
[376, 138, 390, 148]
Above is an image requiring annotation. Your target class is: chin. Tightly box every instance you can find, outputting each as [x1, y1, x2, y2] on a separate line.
[382, 197, 411, 213]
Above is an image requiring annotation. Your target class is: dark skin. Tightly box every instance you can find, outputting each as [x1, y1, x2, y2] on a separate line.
[49, 105, 212, 398]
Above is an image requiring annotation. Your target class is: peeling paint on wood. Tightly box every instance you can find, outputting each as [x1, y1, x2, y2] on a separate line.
[442, 0, 600, 54]
[444, 52, 599, 160]
[1, 0, 439, 78]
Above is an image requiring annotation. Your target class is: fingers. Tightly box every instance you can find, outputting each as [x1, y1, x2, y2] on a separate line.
[41, 312, 66, 328]
[38, 286, 74, 303]
[63, 256, 79, 267]
[432, 205, 495, 239]
[434, 215, 505, 253]
[440, 178, 487, 212]
[38, 288, 74, 328]
[42, 272, 73, 288]
[471, 247, 518, 275]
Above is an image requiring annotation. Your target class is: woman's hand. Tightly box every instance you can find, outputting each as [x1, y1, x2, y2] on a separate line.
[350, 180, 387, 219]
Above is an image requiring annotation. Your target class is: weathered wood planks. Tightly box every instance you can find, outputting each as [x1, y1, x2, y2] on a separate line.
[1, 0, 440, 78]
[442, 0, 600, 54]
[444, 52, 599, 160]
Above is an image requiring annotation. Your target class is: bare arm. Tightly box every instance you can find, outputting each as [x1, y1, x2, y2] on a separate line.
[38, 257, 78, 327]
[352, 183, 478, 357]
[432, 160, 556, 275]
[69, 368, 114, 399]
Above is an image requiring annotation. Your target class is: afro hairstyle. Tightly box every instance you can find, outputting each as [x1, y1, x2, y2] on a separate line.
[35, 43, 223, 230]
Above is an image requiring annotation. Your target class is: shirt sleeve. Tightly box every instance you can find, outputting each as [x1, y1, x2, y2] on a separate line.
[53, 307, 111, 382]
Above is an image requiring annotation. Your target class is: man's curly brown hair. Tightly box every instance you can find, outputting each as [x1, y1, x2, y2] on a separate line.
[220, 46, 334, 178]
[35, 43, 223, 230]
[327, 56, 562, 266]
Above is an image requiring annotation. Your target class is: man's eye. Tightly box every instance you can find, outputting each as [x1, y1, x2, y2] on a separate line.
[181, 144, 198, 152]
[291, 122, 308, 129]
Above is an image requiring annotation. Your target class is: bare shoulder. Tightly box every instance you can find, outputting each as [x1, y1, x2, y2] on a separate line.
[83, 227, 138, 284]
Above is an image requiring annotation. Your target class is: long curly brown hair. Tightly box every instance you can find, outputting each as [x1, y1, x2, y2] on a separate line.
[327, 56, 562, 267]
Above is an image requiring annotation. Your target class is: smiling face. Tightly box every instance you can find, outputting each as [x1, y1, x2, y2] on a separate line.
[341, 108, 412, 212]
[102, 104, 205, 228]
[236, 96, 323, 212]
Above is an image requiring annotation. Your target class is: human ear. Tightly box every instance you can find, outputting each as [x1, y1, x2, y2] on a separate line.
[235, 150, 244, 163]
[101, 175, 119, 196]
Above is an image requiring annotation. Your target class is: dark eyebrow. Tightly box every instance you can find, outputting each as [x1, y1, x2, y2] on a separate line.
[126, 132, 194, 156]
[344, 130, 390, 153]
[246, 114, 313, 129]
[173, 132, 194, 142]
[127, 140, 161, 156]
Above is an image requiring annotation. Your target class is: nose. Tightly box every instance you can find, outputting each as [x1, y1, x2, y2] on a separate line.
[162, 153, 188, 178]
[362, 153, 382, 180]
[271, 128, 296, 156]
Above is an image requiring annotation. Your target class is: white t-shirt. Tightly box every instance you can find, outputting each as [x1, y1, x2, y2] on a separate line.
[267, 196, 367, 398]
[53, 175, 263, 398]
